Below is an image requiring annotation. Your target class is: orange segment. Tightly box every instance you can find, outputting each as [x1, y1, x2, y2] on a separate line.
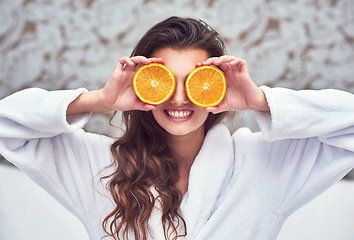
[185, 65, 226, 108]
[133, 63, 175, 105]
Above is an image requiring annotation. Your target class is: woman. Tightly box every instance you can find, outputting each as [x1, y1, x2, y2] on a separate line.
[0, 16, 354, 240]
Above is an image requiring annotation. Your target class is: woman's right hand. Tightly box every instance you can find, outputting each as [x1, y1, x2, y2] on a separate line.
[67, 56, 163, 115]
[99, 56, 163, 112]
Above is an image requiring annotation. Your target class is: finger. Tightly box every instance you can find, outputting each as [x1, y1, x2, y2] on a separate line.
[218, 62, 232, 72]
[218, 57, 248, 73]
[134, 60, 150, 71]
[133, 102, 157, 111]
[141, 104, 157, 111]
[213, 56, 238, 71]
[119, 56, 153, 72]
[130, 56, 151, 65]
[214, 55, 236, 64]
[206, 106, 224, 114]
[130, 56, 164, 65]
[118, 57, 135, 71]
[125, 56, 149, 71]
[118, 57, 134, 66]
[199, 57, 220, 66]
[200, 56, 237, 72]
[149, 57, 164, 64]
[229, 58, 248, 72]
[133, 57, 164, 72]
[135, 63, 145, 71]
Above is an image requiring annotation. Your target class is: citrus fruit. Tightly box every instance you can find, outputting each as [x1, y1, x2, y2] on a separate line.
[133, 63, 176, 105]
[185, 65, 226, 108]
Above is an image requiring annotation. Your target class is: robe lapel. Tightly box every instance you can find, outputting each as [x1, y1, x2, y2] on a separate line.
[180, 124, 235, 239]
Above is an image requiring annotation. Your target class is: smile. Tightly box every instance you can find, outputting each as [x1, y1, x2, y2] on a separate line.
[165, 109, 193, 119]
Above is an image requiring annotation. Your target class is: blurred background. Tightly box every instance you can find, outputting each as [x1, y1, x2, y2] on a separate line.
[0, 0, 353, 239]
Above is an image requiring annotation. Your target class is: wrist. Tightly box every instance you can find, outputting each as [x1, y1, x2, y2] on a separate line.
[67, 90, 108, 115]
[249, 91, 270, 112]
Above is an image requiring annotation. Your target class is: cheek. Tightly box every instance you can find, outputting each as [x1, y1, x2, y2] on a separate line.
[195, 108, 209, 121]
[151, 109, 165, 124]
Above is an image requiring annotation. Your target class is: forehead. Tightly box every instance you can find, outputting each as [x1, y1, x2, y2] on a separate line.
[152, 47, 209, 76]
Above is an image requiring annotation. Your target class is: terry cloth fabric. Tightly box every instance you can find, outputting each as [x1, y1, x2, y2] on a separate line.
[0, 86, 354, 239]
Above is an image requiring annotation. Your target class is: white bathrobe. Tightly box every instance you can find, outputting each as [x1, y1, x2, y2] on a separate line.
[0, 86, 354, 240]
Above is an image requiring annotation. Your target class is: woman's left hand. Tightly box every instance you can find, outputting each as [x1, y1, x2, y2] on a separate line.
[198, 56, 270, 114]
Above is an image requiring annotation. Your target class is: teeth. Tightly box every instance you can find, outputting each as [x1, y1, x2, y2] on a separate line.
[167, 110, 192, 119]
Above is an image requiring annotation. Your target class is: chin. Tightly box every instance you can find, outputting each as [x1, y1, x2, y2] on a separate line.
[167, 128, 196, 136]
[162, 123, 205, 138]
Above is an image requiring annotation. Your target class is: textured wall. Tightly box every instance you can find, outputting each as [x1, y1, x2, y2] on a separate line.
[0, 0, 354, 175]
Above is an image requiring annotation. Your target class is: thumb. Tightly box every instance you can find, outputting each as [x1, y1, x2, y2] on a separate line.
[206, 106, 223, 114]
[135, 103, 157, 112]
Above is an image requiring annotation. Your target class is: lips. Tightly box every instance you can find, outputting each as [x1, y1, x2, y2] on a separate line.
[165, 109, 193, 119]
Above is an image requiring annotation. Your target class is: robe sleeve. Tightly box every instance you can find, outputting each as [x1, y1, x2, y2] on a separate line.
[0, 88, 114, 226]
[247, 86, 354, 216]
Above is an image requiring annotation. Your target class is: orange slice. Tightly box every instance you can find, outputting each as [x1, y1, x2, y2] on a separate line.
[185, 66, 226, 108]
[133, 63, 175, 105]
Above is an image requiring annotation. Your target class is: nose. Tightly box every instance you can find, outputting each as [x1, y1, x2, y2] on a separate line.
[169, 79, 189, 106]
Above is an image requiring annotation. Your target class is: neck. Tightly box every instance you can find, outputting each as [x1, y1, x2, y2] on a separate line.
[169, 127, 205, 195]
[170, 128, 204, 167]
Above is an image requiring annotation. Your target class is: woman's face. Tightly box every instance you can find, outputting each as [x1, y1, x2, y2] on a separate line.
[151, 47, 210, 137]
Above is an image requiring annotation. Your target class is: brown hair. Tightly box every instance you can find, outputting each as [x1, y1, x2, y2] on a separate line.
[102, 16, 228, 240]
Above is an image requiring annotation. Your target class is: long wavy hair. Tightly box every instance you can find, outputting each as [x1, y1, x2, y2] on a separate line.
[102, 16, 228, 240]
